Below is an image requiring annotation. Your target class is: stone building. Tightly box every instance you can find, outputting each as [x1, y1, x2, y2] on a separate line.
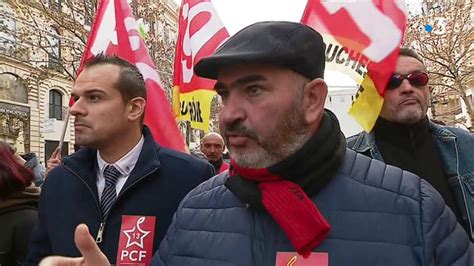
[0, 0, 178, 164]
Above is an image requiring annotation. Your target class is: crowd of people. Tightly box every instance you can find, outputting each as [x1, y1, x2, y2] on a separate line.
[1, 21, 473, 266]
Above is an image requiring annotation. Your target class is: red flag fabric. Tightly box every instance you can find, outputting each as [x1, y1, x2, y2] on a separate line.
[301, 1, 407, 131]
[78, 0, 186, 151]
[172, 0, 229, 132]
[68, 97, 75, 108]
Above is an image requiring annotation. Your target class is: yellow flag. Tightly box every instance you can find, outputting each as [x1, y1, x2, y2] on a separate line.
[173, 87, 216, 132]
[348, 76, 384, 132]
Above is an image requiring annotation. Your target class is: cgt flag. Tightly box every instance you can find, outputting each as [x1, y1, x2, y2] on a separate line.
[173, 0, 229, 132]
[78, 0, 186, 151]
[301, 1, 406, 132]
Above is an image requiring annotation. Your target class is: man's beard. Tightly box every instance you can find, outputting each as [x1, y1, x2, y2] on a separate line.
[223, 100, 310, 168]
[393, 98, 429, 125]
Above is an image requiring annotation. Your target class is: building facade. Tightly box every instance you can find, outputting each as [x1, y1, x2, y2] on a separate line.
[0, 0, 179, 164]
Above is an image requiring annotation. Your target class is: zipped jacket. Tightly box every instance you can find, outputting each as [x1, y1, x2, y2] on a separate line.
[154, 149, 472, 266]
[25, 127, 215, 264]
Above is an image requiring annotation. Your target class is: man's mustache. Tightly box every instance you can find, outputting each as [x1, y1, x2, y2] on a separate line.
[74, 118, 91, 127]
[223, 123, 258, 140]
[399, 95, 421, 105]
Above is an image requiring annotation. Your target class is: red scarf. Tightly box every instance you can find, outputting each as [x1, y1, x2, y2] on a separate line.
[230, 159, 331, 257]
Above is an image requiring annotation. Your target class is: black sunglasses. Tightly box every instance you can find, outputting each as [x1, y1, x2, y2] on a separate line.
[386, 72, 429, 90]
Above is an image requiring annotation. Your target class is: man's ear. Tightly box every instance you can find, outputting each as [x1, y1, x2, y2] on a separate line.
[127, 97, 146, 122]
[303, 78, 328, 125]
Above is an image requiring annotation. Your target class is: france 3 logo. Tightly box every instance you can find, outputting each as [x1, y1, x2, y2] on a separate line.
[423, 17, 446, 35]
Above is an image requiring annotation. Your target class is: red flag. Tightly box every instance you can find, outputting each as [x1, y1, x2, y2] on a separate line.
[68, 97, 75, 107]
[301, 1, 406, 131]
[79, 0, 186, 151]
[172, 0, 229, 132]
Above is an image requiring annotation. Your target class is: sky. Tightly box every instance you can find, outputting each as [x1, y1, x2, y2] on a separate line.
[172, 0, 422, 34]
[171, 0, 423, 88]
[207, 0, 308, 35]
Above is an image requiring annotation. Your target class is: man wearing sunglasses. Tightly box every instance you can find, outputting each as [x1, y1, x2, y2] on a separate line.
[348, 47, 474, 241]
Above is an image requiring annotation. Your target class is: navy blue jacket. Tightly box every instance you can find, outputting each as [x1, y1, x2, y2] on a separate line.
[155, 149, 472, 266]
[25, 127, 215, 264]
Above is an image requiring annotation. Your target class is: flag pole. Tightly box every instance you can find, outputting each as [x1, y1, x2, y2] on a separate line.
[57, 111, 70, 152]
[57, 97, 75, 152]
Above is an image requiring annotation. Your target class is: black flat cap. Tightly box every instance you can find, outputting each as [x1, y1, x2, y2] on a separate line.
[194, 21, 326, 80]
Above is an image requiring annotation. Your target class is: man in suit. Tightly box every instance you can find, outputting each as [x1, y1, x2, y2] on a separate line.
[26, 54, 215, 265]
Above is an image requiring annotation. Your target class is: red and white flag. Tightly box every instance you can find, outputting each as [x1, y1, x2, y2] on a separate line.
[172, 0, 229, 132]
[78, 0, 186, 151]
[301, 1, 407, 132]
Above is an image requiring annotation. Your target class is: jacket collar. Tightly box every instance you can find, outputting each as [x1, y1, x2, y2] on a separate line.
[351, 119, 457, 159]
[429, 121, 457, 139]
[350, 130, 377, 154]
[63, 126, 161, 196]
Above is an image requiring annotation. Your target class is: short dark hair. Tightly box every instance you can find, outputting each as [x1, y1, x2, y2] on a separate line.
[399, 47, 425, 65]
[0, 141, 33, 199]
[83, 54, 147, 102]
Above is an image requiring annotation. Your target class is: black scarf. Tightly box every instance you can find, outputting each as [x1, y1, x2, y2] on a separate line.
[374, 117, 464, 227]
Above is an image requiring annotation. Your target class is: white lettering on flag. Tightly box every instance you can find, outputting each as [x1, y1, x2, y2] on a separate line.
[136, 62, 162, 87]
[91, 0, 118, 55]
[124, 17, 140, 51]
[181, 2, 227, 83]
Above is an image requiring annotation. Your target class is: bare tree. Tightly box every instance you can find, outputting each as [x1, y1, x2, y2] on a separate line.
[7, 0, 96, 80]
[7, 0, 177, 94]
[404, 0, 473, 130]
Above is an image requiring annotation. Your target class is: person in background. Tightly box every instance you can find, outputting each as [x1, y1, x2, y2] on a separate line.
[0, 141, 40, 266]
[10, 146, 45, 186]
[20, 152, 46, 186]
[347, 47, 474, 240]
[200, 132, 229, 173]
[44, 148, 61, 179]
[45, 145, 82, 179]
[190, 148, 209, 161]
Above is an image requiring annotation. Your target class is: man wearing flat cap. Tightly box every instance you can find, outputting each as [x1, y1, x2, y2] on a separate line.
[40, 21, 472, 266]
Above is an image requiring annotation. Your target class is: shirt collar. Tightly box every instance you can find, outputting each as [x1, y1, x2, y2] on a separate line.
[97, 135, 145, 177]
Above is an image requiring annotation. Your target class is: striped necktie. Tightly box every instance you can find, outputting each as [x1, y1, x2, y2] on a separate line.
[100, 165, 121, 220]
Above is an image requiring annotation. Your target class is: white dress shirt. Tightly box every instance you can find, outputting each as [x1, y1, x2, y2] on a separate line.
[96, 135, 144, 201]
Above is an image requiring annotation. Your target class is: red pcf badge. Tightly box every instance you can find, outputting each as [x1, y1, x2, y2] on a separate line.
[276, 252, 328, 266]
[117, 215, 156, 265]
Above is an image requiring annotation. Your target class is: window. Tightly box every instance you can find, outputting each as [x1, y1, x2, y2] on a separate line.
[0, 2, 16, 48]
[49, 90, 63, 120]
[47, 27, 61, 69]
[0, 73, 28, 103]
[49, 0, 61, 9]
